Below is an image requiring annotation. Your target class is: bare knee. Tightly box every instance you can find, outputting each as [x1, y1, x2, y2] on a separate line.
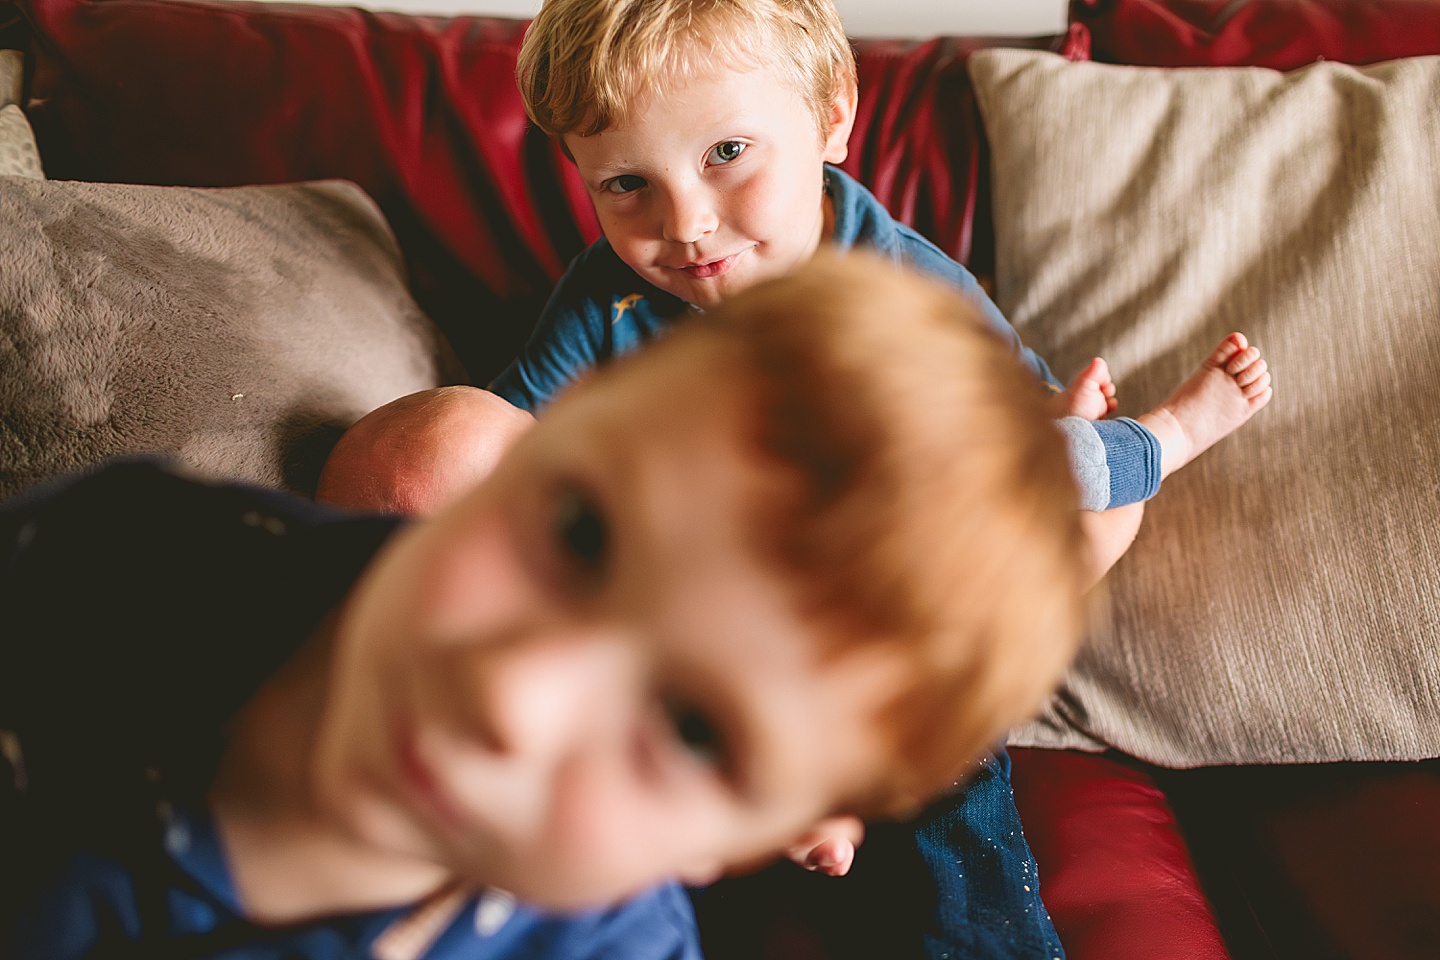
[316, 386, 536, 516]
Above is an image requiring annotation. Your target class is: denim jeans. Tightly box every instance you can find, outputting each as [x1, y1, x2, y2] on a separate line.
[914, 749, 1064, 960]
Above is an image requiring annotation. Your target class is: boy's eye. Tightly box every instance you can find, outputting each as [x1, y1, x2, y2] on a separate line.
[705, 141, 745, 166]
[552, 487, 609, 578]
[603, 175, 647, 195]
[663, 697, 725, 768]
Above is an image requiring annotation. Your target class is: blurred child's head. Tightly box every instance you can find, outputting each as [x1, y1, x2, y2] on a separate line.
[518, 0, 859, 307]
[315, 254, 1087, 909]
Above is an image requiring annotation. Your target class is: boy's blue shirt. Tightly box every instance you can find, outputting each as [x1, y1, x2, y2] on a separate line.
[491, 165, 1160, 509]
[18, 803, 698, 960]
[0, 461, 702, 960]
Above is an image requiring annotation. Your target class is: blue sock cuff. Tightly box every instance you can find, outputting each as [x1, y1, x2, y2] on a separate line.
[1092, 417, 1162, 507]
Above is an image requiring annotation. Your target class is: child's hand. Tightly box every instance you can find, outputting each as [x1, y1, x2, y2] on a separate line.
[1056, 357, 1118, 421]
[785, 816, 865, 877]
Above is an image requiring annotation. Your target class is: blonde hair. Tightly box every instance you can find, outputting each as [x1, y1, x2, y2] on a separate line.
[517, 0, 856, 140]
[690, 253, 1089, 817]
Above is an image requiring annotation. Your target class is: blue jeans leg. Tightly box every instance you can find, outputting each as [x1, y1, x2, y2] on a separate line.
[915, 748, 1065, 960]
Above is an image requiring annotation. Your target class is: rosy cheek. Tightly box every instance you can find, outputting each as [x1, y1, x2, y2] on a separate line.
[597, 208, 649, 244]
[539, 756, 661, 888]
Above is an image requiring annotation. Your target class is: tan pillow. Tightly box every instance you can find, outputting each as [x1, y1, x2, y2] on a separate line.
[0, 51, 43, 179]
[970, 49, 1440, 766]
[0, 178, 464, 499]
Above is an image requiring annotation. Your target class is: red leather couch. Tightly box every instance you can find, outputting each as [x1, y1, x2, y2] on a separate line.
[5, 1, 1438, 957]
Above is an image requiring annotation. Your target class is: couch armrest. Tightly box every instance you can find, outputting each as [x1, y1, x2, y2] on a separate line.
[1010, 747, 1229, 960]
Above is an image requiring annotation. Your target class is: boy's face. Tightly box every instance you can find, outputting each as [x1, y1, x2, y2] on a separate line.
[564, 59, 855, 308]
[315, 339, 901, 909]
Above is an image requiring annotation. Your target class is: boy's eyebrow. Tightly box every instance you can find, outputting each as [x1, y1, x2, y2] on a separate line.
[571, 156, 641, 189]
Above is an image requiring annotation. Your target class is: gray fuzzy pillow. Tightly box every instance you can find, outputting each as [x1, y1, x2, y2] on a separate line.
[0, 178, 464, 499]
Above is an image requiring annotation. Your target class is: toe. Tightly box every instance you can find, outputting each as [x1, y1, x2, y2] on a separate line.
[1211, 332, 1248, 366]
[1226, 345, 1261, 376]
[1236, 357, 1268, 387]
[1242, 370, 1272, 399]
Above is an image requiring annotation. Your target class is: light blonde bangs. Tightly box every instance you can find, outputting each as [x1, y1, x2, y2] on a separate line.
[518, 0, 856, 139]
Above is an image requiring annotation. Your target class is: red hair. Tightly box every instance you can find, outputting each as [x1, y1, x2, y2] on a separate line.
[699, 253, 1088, 814]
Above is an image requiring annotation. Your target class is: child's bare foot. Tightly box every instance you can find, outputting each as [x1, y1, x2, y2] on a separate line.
[1137, 333, 1272, 479]
[1056, 357, 1118, 421]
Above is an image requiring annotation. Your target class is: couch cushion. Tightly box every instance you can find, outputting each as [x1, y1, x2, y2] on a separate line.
[1009, 749, 1228, 960]
[0, 49, 41, 178]
[0, 47, 22, 104]
[0, 178, 462, 500]
[842, 35, 1062, 282]
[0, 106, 40, 178]
[1072, 0, 1440, 68]
[970, 48, 1440, 766]
[1159, 759, 1440, 960]
[18, 0, 578, 382]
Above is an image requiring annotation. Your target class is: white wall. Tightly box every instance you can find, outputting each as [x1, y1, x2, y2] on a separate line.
[246, 0, 1068, 36]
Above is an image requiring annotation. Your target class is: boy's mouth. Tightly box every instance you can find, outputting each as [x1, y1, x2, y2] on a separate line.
[679, 252, 742, 279]
[393, 719, 468, 832]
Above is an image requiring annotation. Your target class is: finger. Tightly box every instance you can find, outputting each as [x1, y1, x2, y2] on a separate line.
[804, 837, 856, 877]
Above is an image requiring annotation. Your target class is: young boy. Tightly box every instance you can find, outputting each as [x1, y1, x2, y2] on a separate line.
[2, 256, 1089, 960]
[491, 0, 1270, 527]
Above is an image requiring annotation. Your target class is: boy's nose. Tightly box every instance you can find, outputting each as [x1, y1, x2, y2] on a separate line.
[464, 631, 638, 762]
[660, 188, 718, 245]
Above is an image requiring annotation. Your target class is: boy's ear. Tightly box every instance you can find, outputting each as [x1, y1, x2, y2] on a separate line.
[822, 85, 859, 165]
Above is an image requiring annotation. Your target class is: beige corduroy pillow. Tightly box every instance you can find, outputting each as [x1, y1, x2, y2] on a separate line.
[0, 50, 44, 179]
[970, 49, 1440, 767]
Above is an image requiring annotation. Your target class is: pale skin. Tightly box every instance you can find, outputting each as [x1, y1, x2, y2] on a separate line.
[561, 58, 856, 308]
[317, 54, 1274, 879]
[217, 332, 908, 922]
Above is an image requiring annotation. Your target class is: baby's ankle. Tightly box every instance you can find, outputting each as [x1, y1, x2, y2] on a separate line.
[1136, 408, 1190, 480]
